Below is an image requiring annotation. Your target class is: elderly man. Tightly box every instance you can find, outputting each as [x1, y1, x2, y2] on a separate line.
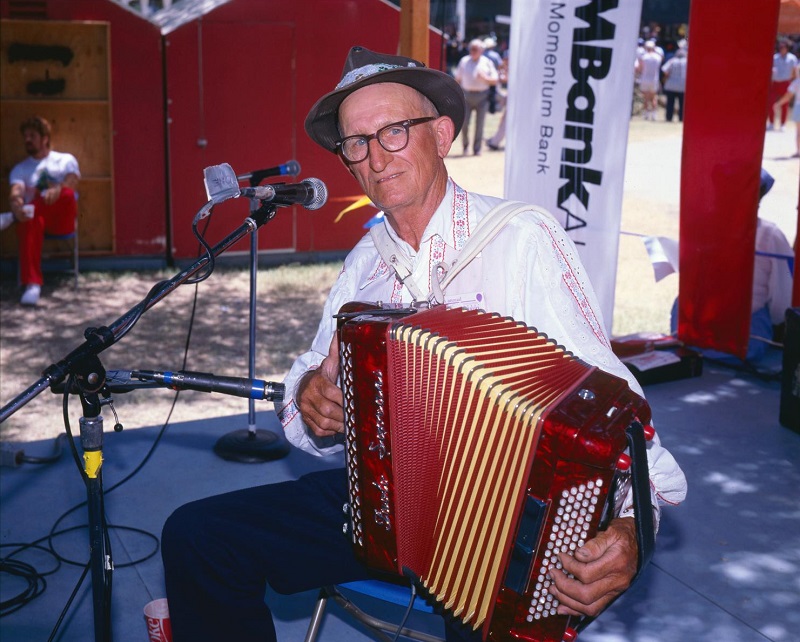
[162, 47, 686, 642]
[2, 116, 80, 305]
[454, 38, 498, 155]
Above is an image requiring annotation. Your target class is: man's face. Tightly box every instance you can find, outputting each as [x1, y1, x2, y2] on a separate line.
[338, 83, 448, 215]
[469, 45, 483, 60]
[22, 128, 47, 157]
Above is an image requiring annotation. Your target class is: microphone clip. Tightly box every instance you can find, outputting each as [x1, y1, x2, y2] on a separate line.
[249, 199, 279, 227]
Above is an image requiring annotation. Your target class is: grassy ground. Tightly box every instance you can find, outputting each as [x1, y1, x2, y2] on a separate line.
[0, 263, 341, 442]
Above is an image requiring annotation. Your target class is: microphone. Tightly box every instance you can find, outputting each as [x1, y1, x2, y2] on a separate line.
[133, 370, 285, 402]
[241, 177, 328, 210]
[237, 160, 301, 183]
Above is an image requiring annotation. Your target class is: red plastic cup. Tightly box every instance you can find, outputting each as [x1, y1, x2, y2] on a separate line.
[143, 598, 172, 642]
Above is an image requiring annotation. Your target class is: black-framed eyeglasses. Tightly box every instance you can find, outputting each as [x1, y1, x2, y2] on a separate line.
[335, 117, 437, 163]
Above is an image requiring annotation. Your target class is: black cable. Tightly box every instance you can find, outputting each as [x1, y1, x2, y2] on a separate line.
[391, 583, 418, 642]
[44, 523, 159, 570]
[3, 241, 206, 629]
[2, 202, 222, 637]
[18, 434, 66, 465]
[650, 561, 775, 641]
[47, 562, 90, 642]
[0, 541, 60, 617]
[0, 557, 48, 616]
[45, 292, 197, 562]
[100, 207, 214, 346]
[703, 354, 783, 382]
[186, 214, 216, 284]
[62, 376, 86, 482]
[113, 277, 172, 344]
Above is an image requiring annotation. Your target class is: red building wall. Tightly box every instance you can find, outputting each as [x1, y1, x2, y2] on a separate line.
[1, 0, 445, 261]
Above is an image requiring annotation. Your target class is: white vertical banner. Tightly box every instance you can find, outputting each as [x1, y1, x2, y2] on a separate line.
[505, 0, 642, 333]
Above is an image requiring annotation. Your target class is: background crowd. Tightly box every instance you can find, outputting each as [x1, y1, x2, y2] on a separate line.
[443, 24, 800, 142]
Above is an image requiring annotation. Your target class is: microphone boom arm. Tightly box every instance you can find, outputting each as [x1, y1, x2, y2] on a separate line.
[0, 205, 276, 424]
[132, 370, 285, 402]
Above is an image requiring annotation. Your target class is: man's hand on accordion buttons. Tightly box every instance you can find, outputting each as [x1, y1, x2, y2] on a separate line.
[296, 336, 345, 438]
[548, 516, 638, 617]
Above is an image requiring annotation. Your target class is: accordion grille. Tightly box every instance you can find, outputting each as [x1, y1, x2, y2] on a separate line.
[386, 308, 587, 630]
[340, 340, 363, 547]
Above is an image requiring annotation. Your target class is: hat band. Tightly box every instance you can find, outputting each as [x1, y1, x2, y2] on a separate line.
[335, 61, 420, 90]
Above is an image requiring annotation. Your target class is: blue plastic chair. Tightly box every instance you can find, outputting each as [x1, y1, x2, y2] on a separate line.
[304, 580, 445, 642]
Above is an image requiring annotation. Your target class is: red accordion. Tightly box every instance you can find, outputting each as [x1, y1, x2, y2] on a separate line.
[337, 303, 652, 642]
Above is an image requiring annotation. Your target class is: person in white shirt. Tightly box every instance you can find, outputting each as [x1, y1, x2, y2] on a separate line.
[2, 116, 80, 306]
[635, 40, 663, 121]
[161, 46, 687, 642]
[661, 47, 688, 122]
[751, 170, 793, 355]
[454, 38, 498, 155]
[670, 169, 793, 364]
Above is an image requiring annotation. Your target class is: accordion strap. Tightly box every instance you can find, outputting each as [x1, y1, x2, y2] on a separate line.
[432, 200, 532, 303]
[369, 223, 428, 301]
[575, 420, 656, 633]
[370, 200, 533, 304]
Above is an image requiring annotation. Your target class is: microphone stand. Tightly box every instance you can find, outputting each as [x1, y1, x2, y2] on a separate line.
[0, 202, 279, 642]
[74, 353, 114, 642]
[212, 172, 290, 463]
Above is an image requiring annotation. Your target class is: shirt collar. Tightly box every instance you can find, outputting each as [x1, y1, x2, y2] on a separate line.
[382, 178, 460, 256]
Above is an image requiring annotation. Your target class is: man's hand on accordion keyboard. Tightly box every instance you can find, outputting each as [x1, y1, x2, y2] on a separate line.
[296, 337, 345, 438]
[548, 516, 638, 618]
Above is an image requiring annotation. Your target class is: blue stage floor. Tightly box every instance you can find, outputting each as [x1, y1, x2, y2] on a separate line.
[1, 355, 797, 642]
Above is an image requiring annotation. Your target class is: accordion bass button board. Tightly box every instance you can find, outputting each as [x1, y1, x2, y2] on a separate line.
[337, 303, 651, 642]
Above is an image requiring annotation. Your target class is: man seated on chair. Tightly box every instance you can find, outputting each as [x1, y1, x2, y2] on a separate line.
[161, 47, 687, 641]
[1, 116, 80, 306]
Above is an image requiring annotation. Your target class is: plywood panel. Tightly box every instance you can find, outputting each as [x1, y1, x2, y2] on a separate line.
[74, 179, 113, 252]
[0, 20, 109, 100]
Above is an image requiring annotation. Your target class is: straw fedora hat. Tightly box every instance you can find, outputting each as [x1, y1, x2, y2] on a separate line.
[305, 46, 466, 153]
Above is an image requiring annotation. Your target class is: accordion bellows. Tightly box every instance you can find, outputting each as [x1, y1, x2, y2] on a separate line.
[338, 303, 650, 642]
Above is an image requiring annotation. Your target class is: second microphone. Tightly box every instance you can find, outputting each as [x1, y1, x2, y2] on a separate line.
[241, 177, 327, 210]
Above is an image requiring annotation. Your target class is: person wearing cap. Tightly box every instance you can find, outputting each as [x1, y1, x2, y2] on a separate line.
[454, 38, 499, 155]
[670, 168, 793, 364]
[482, 36, 503, 70]
[635, 40, 662, 121]
[161, 46, 686, 642]
[752, 171, 794, 348]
